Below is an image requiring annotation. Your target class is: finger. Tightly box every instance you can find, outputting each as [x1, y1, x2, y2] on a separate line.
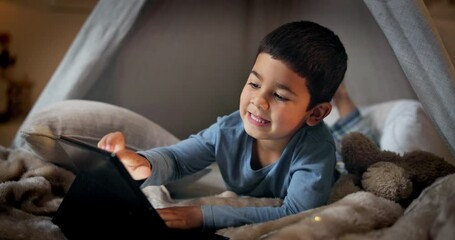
[106, 132, 124, 152]
[97, 133, 115, 151]
[156, 208, 181, 220]
[157, 207, 202, 229]
[163, 219, 186, 229]
[97, 135, 108, 149]
[98, 132, 125, 152]
[157, 210, 186, 229]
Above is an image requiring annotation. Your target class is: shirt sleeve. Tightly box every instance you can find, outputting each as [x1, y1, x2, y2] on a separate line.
[201, 140, 336, 230]
[138, 122, 219, 186]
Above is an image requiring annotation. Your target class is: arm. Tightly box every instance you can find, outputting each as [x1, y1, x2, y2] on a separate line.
[98, 119, 222, 230]
[98, 120, 219, 184]
[97, 130, 214, 230]
[202, 140, 336, 230]
[137, 123, 218, 186]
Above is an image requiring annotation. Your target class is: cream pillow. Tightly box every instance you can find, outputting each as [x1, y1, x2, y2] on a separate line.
[15, 100, 180, 172]
[379, 99, 454, 165]
[326, 99, 454, 166]
[14, 100, 227, 197]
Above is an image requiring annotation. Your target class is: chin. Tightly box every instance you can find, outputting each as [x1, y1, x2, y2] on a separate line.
[243, 124, 256, 137]
[243, 125, 268, 140]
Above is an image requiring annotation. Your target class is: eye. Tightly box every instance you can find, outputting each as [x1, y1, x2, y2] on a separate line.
[274, 93, 289, 101]
[248, 82, 260, 89]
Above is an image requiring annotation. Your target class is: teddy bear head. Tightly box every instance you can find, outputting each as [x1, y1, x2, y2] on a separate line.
[339, 132, 455, 206]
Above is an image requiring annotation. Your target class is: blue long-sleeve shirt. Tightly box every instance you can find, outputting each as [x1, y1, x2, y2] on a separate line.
[138, 110, 336, 229]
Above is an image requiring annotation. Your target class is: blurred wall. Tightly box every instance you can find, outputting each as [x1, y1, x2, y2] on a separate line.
[426, 0, 455, 64]
[86, 0, 250, 139]
[0, 0, 96, 108]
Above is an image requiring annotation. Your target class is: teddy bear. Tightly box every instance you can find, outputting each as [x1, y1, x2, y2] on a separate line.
[328, 132, 455, 207]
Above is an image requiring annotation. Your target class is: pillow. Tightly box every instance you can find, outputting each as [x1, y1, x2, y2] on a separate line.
[326, 99, 454, 166]
[15, 99, 180, 172]
[378, 99, 454, 165]
[14, 99, 227, 197]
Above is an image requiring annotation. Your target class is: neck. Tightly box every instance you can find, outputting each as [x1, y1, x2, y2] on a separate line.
[251, 138, 289, 169]
[257, 138, 288, 153]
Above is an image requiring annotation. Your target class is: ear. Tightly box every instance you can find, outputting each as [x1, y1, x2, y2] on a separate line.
[306, 102, 332, 126]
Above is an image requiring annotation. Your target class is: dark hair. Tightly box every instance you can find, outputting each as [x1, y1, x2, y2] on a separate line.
[257, 21, 347, 109]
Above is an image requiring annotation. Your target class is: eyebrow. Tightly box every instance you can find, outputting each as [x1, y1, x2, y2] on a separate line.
[251, 70, 263, 80]
[250, 70, 296, 96]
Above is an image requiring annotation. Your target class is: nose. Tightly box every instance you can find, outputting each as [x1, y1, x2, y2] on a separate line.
[251, 93, 269, 110]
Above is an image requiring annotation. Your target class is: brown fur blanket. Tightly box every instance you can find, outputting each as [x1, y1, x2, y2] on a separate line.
[1, 146, 454, 240]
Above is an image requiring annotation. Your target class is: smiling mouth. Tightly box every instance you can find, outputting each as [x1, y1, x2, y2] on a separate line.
[248, 112, 270, 126]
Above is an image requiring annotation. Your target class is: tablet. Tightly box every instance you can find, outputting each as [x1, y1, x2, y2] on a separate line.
[52, 135, 227, 240]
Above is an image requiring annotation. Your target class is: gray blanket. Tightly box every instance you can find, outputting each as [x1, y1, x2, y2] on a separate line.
[0, 146, 74, 240]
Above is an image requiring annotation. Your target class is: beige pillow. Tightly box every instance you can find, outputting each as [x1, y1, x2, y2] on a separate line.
[15, 100, 227, 197]
[326, 99, 454, 166]
[15, 99, 180, 172]
[379, 100, 454, 165]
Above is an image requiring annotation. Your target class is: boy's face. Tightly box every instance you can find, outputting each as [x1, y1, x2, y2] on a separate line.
[239, 53, 313, 142]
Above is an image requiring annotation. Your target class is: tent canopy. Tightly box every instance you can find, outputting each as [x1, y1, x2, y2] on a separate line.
[13, 0, 455, 158]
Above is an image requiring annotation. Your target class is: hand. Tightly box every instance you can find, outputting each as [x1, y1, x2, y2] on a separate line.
[157, 206, 203, 229]
[97, 131, 126, 153]
[98, 132, 152, 180]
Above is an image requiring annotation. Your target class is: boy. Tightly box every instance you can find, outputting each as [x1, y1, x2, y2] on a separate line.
[98, 20, 348, 230]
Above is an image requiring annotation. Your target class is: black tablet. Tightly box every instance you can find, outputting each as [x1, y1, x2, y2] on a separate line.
[52, 135, 227, 240]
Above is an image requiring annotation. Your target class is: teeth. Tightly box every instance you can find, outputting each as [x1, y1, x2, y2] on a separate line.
[251, 113, 268, 123]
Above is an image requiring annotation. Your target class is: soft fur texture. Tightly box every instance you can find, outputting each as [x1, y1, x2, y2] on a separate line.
[216, 191, 403, 239]
[340, 173, 455, 240]
[0, 146, 73, 240]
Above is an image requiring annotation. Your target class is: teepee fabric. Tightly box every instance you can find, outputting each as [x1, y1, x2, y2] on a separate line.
[14, 0, 454, 158]
[364, 0, 455, 156]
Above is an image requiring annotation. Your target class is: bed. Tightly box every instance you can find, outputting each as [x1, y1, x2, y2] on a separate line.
[1, 98, 454, 240]
[2, 0, 455, 239]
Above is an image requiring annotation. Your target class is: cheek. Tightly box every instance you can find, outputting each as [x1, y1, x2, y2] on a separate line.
[272, 107, 307, 127]
[239, 88, 250, 106]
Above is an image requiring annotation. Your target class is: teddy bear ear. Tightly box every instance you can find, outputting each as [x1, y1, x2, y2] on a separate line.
[341, 132, 378, 148]
[341, 132, 382, 175]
